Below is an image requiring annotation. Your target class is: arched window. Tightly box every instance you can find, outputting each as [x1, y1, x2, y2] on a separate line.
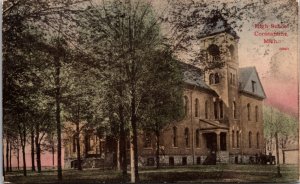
[214, 101, 218, 119]
[232, 130, 235, 148]
[228, 45, 235, 59]
[247, 103, 251, 121]
[219, 101, 223, 118]
[184, 128, 190, 147]
[249, 131, 252, 148]
[183, 96, 189, 117]
[196, 129, 200, 148]
[205, 101, 209, 119]
[233, 101, 237, 119]
[209, 73, 215, 84]
[207, 44, 220, 61]
[195, 98, 199, 117]
[256, 132, 260, 148]
[215, 73, 220, 84]
[236, 131, 240, 148]
[173, 127, 177, 147]
[255, 106, 258, 122]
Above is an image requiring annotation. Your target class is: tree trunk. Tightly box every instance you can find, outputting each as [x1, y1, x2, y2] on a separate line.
[52, 143, 55, 169]
[17, 146, 20, 170]
[130, 138, 135, 183]
[76, 121, 82, 171]
[6, 138, 9, 173]
[22, 144, 27, 176]
[36, 143, 41, 173]
[117, 140, 121, 171]
[2, 147, 5, 177]
[282, 150, 285, 164]
[275, 132, 282, 177]
[119, 103, 127, 178]
[31, 127, 36, 172]
[155, 130, 160, 169]
[9, 143, 12, 172]
[35, 123, 41, 173]
[55, 55, 63, 180]
[131, 93, 139, 182]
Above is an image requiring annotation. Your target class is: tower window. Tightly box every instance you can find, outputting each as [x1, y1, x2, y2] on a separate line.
[228, 45, 235, 59]
[209, 73, 214, 84]
[207, 44, 221, 61]
[215, 73, 220, 84]
[233, 101, 237, 119]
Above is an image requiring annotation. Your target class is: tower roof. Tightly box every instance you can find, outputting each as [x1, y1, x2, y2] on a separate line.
[198, 10, 239, 39]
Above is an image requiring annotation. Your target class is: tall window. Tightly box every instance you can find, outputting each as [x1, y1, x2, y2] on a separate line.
[251, 81, 256, 93]
[214, 101, 218, 119]
[207, 44, 221, 61]
[85, 134, 92, 151]
[247, 103, 251, 121]
[249, 131, 252, 148]
[219, 101, 223, 118]
[236, 131, 240, 148]
[209, 74, 214, 84]
[229, 45, 235, 59]
[183, 96, 189, 117]
[72, 134, 76, 153]
[205, 101, 209, 119]
[173, 127, 177, 147]
[196, 129, 200, 148]
[233, 101, 237, 119]
[144, 133, 151, 148]
[195, 98, 199, 117]
[232, 130, 235, 148]
[256, 132, 260, 148]
[255, 106, 258, 122]
[230, 73, 233, 84]
[184, 128, 190, 147]
[215, 73, 220, 84]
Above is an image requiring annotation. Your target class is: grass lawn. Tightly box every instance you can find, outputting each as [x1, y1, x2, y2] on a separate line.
[4, 164, 299, 183]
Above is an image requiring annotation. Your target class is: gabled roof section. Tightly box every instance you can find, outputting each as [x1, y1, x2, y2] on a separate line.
[198, 10, 239, 39]
[179, 62, 217, 95]
[239, 66, 266, 99]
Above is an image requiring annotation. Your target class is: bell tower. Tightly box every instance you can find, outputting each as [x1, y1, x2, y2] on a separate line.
[198, 10, 240, 122]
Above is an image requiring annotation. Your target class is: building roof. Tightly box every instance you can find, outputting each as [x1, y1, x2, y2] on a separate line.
[239, 66, 266, 99]
[179, 62, 217, 95]
[179, 62, 266, 99]
[198, 10, 239, 39]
